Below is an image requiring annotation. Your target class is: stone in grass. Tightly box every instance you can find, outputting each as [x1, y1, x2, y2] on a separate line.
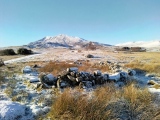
[30, 76, 40, 83]
[22, 66, 32, 73]
[86, 54, 94, 58]
[67, 67, 78, 72]
[109, 73, 121, 82]
[128, 69, 136, 76]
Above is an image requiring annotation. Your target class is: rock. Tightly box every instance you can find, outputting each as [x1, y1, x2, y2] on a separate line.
[57, 79, 69, 88]
[103, 74, 109, 81]
[95, 75, 104, 85]
[86, 54, 94, 58]
[67, 75, 76, 82]
[109, 73, 120, 82]
[120, 72, 128, 82]
[67, 67, 78, 72]
[29, 76, 40, 83]
[39, 73, 56, 85]
[128, 69, 136, 76]
[76, 77, 83, 82]
[46, 74, 55, 81]
[94, 70, 102, 76]
[70, 71, 76, 77]
[22, 66, 32, 73]
[146, 74, 156, 77]
[79, 81, 93, 88]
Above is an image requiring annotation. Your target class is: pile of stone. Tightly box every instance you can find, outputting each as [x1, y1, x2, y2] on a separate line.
[22, 66, 136, 89]
[38, 67, 136, 89]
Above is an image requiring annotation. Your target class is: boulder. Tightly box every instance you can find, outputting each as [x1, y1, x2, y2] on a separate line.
[22, 66, 32, 73]
[39, 73, 56, 85]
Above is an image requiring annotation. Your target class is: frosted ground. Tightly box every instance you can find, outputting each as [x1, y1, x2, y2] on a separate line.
[1, 48, 160, 120]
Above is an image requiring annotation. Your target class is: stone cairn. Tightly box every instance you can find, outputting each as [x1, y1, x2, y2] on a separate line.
[37, 67, 136, 89]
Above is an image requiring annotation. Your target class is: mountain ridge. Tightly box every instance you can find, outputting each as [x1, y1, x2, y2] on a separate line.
[27, 34, 110, 48]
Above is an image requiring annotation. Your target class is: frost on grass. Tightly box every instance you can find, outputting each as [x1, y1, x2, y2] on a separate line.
[0, 101, 34, 120]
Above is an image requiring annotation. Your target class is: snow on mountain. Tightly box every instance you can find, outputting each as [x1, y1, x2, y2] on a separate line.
[28, 34, 89, 48]
[116, 40, 160, 48]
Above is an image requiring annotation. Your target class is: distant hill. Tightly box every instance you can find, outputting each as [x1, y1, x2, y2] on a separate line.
[27, 34, 111, 48]
[116, 40, 160, 48]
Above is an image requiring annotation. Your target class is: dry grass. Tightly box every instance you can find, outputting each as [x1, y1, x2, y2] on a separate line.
[39, 62, 78, 75]
[122, 52, 160, 75]
[39, 61, 110, 76]
[47, 83, 160, 120]
[47, 88, 111, 120]
[125, 61, 160, 74]
[0, 55, 25, 61]
[153, 84, 160, 89]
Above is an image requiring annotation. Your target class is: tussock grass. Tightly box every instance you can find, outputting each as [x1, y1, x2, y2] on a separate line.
[39, 61, 110, 75]
[122, 52, 160, 75]
[47, 83, 160, 120]
[0, 70, 4, 85]
[125, 61, 160, 74]
[39, 62, 78, 75]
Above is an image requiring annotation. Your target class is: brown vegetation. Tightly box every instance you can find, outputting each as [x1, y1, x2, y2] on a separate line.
[47, 83, 160, 120]
[39, 61, 110, 75]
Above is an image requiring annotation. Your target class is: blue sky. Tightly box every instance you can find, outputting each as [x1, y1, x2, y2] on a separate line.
[0, 0, 160, 47]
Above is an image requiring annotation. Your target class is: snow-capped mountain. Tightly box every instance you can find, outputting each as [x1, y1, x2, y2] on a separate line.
[28, 34, 89, 48]
[116, 40, 160, 48]
[27, 34, 111, 48]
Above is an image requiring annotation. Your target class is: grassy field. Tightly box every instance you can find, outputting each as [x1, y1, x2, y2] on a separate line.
[0, 55, 25, 61]
[122, 52, 160, 75]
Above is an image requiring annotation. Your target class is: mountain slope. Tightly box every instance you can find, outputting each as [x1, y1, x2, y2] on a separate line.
[28, 34, 88, 48]
[27, 34, 111, 48]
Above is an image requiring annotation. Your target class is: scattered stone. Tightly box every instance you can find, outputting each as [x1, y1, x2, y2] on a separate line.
[86, 54, 94, 58]
[22, 66, 32, 73]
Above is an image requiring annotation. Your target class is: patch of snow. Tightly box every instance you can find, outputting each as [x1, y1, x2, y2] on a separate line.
[116, 40, 160, 48]
[0, 101, 33, 120]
